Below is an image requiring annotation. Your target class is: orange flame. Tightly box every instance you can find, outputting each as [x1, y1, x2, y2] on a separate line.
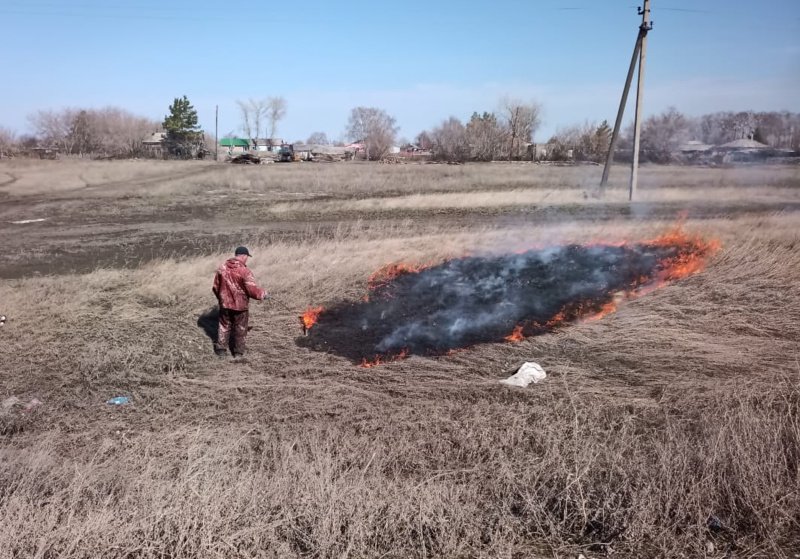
[582, 299, 620, 322]
[360, 349, 409, 368]
[300, 306, 324, 330]
[545, 310, 567, 328]
[504, 325, 524, 342]
[500, 226, 720, 337]
[368, 262, 431, 291]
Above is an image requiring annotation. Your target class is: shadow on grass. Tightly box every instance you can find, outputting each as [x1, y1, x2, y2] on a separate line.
[197, 306, 219, 342]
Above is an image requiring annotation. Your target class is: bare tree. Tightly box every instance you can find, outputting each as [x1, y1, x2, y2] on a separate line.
[430, 117, 469, 162]
[28, 106, 159, 158]
[0, 127, 17, 158]
[345, 106, 399, 160]
[267, 97, 287, 140]
[237, 99, 268, 145]
[306, 131, 329, 145]
[90, 107, 158, 157]
[499, 97, 542, 160]
[415, 131, 433, 150]
[465, 112, 505, 161]
[28, 108, 77, 153]
[70, 110, 94, 156]
[549, 120, 612, 162]
[639, 107, 691, 163]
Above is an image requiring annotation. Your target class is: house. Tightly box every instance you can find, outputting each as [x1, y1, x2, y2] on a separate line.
[30, 146, 60, 160]
[715, 138, 772, 163]
[219, 138, 250, 154]
[253, 138, 284, 152]
[677, 140, 713, 163]
[142, 132, 167, 158]
[679, 140, 713, 154]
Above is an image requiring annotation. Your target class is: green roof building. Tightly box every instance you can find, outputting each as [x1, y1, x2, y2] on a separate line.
[219, 138, 250, 148]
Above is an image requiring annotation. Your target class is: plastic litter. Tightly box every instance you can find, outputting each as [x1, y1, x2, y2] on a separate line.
[106, 396, 130, 405]
[23, 399, 43, 412]
[500, 362, 546, 387]
[1, 396, 43, 414]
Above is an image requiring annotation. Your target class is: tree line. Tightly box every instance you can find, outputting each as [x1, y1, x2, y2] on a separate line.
[0, 96, 206, 159]
[413, 98, 542, 162]
[546, 108, 800, 164]
[2, 95, 798, 162]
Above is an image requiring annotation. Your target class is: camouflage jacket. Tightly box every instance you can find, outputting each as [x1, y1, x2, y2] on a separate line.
[212, 258, 266, 311]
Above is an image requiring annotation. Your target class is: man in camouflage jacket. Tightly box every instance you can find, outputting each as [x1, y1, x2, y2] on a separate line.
[212, 246, 268, 358]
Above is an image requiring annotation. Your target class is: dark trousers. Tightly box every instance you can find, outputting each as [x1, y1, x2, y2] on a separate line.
[214, 308, 249, 356]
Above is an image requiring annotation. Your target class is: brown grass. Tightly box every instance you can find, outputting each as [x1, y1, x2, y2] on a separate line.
[1, 161, 799, 557]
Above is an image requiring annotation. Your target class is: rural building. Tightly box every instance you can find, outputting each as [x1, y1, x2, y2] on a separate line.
[677, 140, 713, 163]
[717, 138, 769, 151]
[30, 146, 60, 159]
[253, 138, 284, 152]
[679, 140, 713, 154]
[716, 138, 772, 163]
[219, 138, 250, 154]
[142, 132, 167, 158]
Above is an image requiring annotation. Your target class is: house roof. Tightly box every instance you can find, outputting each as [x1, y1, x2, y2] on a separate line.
[143, 132, 167, 144]
[220, 138, 250, 147]
[679, 140, 713, 152]
[719, 138, 769, 149]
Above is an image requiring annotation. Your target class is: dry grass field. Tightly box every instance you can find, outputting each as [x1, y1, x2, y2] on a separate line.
[1, 159, 799, 558]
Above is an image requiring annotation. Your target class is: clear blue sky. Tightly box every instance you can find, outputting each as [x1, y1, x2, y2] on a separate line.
[1, 0, 798, 142]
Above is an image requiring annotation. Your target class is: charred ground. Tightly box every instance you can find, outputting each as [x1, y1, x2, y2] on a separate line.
[301, 238, 711, 362]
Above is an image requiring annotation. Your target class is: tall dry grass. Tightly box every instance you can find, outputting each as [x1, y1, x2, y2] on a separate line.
[1, 212, 799, 557]
[2, 158, 798, 201]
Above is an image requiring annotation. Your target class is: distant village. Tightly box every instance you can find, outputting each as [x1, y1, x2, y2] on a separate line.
[4, 101, 799, 166]
[130, 132, 800, 166]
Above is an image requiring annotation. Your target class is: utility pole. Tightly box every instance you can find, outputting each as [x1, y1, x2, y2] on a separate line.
[629, 0, 651, 201]
[214, 105, 219, 162]
[599, 1, 653, 199]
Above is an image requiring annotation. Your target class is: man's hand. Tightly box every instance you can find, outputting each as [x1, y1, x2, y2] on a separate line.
[261, 293, 269, 301]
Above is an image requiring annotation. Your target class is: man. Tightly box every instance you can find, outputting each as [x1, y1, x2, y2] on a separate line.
[212, 246, 268, 360]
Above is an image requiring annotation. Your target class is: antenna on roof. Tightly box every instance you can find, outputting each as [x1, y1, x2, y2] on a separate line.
[599, 0, 653, 201]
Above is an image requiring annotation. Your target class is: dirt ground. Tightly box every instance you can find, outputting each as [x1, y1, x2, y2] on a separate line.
[1, 159, 799, 558]
[1, 159, 798, 279]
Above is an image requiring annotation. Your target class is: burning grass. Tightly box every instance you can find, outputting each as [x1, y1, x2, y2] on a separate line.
[300, 228, 720, 364]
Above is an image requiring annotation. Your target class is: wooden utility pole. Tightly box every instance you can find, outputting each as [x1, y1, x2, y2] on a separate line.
[214, 105, 219, 162]
[599, 1, 653, 199]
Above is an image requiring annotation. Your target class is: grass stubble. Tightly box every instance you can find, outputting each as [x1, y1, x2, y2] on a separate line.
[0, 161, 799, 558]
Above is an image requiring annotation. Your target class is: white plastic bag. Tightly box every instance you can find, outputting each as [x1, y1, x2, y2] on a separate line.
[500, 362, 546, 387]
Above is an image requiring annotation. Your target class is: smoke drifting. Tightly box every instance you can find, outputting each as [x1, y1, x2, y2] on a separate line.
[299, 233, 716, 364]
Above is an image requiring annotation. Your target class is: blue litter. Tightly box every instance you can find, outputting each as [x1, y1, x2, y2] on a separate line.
[106, 396, 130, 405]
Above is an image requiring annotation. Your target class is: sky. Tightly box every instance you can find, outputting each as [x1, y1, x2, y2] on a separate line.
[1, 0, 798, 143]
